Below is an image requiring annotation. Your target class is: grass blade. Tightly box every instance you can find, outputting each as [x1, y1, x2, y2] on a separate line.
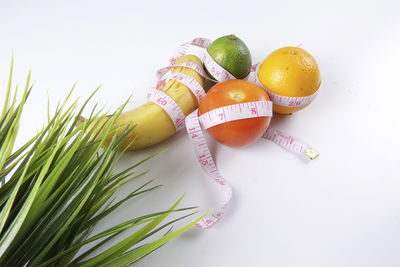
[99, 213, 208, 267]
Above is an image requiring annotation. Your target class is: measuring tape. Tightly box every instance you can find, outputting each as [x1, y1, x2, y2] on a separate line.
[157, 72, 206, 103]
[156, 61, 210, 81]
[164, 37, 239, 84]
[146, 88, 186, 131]
[199, 101, 273, 129]
[161, 37, 320, 109]
[169, 37, 211, 66]
[203, 51, 236, 82]
[263, 128, 319, 159]
[245, 63, 319, 108]
[148, 37, 319, 228]
[186, 101, 272, 228]
[186, 110, 232, 228]
[186, 100, 317, 228]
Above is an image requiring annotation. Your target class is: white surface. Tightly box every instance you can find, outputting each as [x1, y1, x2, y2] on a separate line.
[1, 0, 400, 266]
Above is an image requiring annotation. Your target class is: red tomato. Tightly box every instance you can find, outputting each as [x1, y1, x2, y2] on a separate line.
[199, 79, 271, 147]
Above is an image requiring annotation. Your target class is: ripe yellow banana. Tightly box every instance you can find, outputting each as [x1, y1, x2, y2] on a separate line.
[82, 54, 205, 150]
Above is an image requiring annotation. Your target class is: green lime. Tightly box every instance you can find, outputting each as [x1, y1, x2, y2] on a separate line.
[206, 34, 252, 80]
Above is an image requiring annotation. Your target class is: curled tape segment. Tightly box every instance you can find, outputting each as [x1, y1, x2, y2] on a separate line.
[149, 38, 320, 228]
[156, 70, 206, 105]
[199, 101, 273, 129]
[263, 128, 319, 159]
[203, 51, 236, 82]
[169, 73, 206, 103]
[170, 37, 211, 66]
[146, 88, 186, 131]
[186, 102, 318, 228]
[168, 37, 320, 108]
[156, 61, 210, 81]
[186, 110, 232, 229]
[167, 37, 234, 83]
[246, 63, 319, 108]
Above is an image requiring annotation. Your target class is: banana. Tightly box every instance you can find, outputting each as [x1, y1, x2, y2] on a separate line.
[82, 54, 205, 150]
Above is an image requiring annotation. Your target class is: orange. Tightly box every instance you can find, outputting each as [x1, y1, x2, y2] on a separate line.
[257, 46, 321, 114]
[199, 79, 271, 147]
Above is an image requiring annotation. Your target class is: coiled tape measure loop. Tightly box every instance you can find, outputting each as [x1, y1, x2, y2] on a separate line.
[148, 37, 319, 228]
[245, 63, 319, 108]
[164, 38, 321, 109]
[146, 88, 186, 131]
[185, 100, 318, 228]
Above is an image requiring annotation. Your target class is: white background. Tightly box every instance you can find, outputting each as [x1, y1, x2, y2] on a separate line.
[1, 0, 400, 266]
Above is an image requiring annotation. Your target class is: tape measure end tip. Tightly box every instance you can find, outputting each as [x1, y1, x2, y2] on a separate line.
[305, 147, 319, 160]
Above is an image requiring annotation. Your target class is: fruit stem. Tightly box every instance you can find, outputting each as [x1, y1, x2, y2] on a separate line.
[227, 34, 238, 40]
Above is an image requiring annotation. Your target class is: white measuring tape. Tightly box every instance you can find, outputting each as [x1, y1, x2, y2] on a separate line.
[146, 88, 186, 131]
[156, 61, 210, 81]
[186, 101, 272, 228]
[157, 72, 206, 103]
[161, 37, 320, 109]
[169, 37, 211, 66]
[186, 110, 232, 228]
[263, 128, 319, 158]
[245, 63, 319, 108]
[186, 100, 318, 228]
[163, 37, 237, 84]
[203, 51, 236, 82]
[147, 37, 319, 228]
[199, 101, 273, 129]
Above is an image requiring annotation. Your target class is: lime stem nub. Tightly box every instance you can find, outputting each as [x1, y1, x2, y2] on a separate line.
[228, 34, 238, 40]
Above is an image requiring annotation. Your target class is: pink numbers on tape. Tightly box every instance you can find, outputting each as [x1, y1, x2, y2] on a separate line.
[186, 110, 232, 229]
[169, 38, 211, 66]
[186, 102, 318, 229]
[191, 37, 211, 48]
[187, 102, 273, 229]
[156, 61, 210, 81]
[245, 63, 319, 108]
[168, 37, 235, 83]
[203, 51, 236, 82]
[146, 88, 186, 131]
[263, 128, 319, 159]
[156, 71, 206, 104]
[263, 128, 309, 154]
[199, 101, 273, 129]
[270, 90, 319, 107]
[169, 73, 206, 103]
[151, 37, 320, 228]
[169, 38, 320, 107]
